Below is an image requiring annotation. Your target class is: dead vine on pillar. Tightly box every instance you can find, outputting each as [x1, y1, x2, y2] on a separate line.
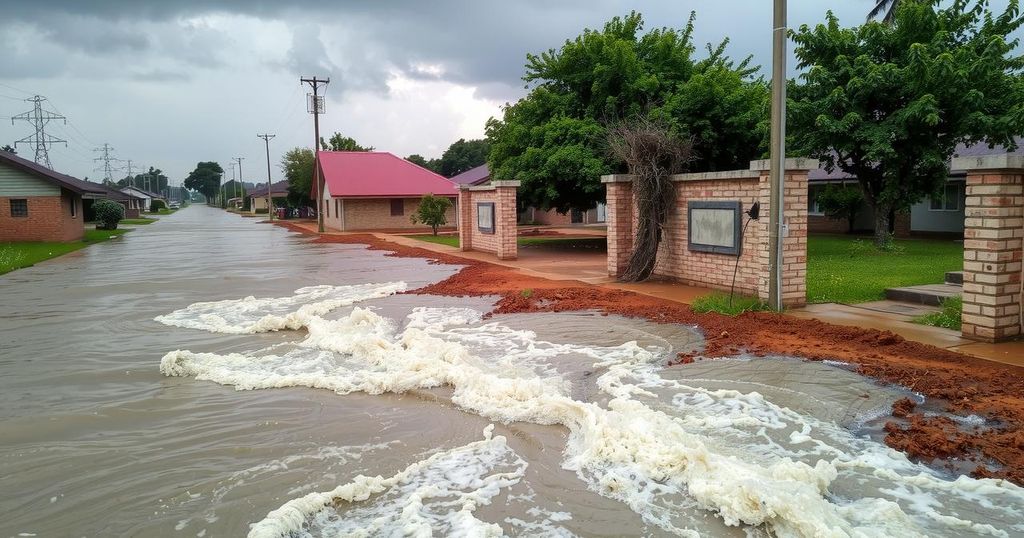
[608, 118, 693, 282]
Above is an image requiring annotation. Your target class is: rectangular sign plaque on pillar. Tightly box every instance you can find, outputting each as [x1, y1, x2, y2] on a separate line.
[688, 200, 742, 255]
[477, 202, 495, 234]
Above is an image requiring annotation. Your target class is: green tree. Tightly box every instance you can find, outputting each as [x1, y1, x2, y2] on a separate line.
[184, 162, 224, 203]
[1, 144, 15, 154]
[406, 154, 441, 173]
[93, 199, 125, 230]
[790, 0, 1024, 247]
[816, 184, 865, 233]
[320, 133, 374, 151]
[438, 139, 489, 177]
[410, 193, 452, 235]
[281, 148, 315, 206]
[487, 12, 767, 213]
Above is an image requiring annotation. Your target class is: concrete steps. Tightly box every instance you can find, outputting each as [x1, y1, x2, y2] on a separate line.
[885, 283, 962, 306]
[945, 271, 963, 285]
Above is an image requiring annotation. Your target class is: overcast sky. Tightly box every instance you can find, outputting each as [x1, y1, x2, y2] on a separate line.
[0, 1, 1013, 185]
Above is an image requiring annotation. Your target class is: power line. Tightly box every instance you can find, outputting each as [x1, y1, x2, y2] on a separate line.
[11, 95, 66, 169]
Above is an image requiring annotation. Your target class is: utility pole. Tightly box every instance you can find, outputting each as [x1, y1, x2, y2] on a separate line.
[301, 76, 329, 232]
[767, 0, 788, 311]
[233, 157, 245, 209]
[11, 95, 66, 169]
[93, 143, 117, 184]
[258, 133, 276, 220]
[228, 161, 237, 208]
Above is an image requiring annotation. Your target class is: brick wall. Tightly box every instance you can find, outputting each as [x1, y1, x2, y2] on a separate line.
[808, 214, 848, 234]
[604, 160, 810, 307]
[323, 197, 457, 232]
[0, 190, 84, 242]
[531, 207, 572, 226]
[955, 155, 1024, 342]
[459, 181, 519, 260]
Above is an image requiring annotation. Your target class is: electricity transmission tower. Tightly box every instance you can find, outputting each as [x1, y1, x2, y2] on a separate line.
[257, 133, 276, 220]
[122, 159, 135, 187]
[94, 143, 118, 184]
[301, 76, 329, 231]
[10, 95, 66, 169]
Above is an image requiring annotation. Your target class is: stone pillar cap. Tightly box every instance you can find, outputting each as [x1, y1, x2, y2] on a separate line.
[749, 158, 817, 171]
[952, 154, 1024, 171]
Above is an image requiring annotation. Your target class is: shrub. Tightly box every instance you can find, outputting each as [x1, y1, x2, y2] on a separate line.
[816, 184, 863, 233]
[410, 193, 452, 235]
[690, 292, 772, 316]
[94, 199, 125, 230]
[150, 199, 167, 212]
[916, 296, 962, 330]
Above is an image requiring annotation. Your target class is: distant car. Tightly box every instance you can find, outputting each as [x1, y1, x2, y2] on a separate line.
[169, 202, 180, 209]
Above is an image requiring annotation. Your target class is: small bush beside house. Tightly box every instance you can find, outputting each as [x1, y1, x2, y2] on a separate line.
[410, 194, 452, 235]
[94, 199, 125, 230]
[150, 199, 167, 213]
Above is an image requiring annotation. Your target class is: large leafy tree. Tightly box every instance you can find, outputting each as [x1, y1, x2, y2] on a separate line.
[281, 148, 315, 206]
[487, 12, 768, 213]
[790, 0, 1024, 246]
[183, 162, 224, 203]
[405, 154, 441, 173]
[320, 132, 374, 151]
[438, 138, 489, 177]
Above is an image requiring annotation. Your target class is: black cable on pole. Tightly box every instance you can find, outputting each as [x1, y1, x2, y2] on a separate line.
[729, 201, 761, 308]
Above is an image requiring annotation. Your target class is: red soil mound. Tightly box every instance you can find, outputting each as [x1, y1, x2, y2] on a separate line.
[274, 221, 1024, 484]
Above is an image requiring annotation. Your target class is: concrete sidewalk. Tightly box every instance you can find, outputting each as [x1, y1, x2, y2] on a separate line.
[277, 219, 1022, 368]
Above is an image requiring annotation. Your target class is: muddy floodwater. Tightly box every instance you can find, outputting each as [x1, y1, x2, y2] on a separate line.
[2, 206, 1022, 537]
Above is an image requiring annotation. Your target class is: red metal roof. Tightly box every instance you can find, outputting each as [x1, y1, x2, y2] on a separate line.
[318, 151, 457, 198]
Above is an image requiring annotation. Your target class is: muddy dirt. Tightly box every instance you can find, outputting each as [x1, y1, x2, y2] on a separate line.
[274, 221, 1024, 484]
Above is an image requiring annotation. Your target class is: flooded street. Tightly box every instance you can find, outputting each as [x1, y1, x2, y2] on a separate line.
[2, 206, 1022, 537]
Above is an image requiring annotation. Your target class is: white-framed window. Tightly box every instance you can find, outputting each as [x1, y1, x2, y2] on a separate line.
[808, 184, 827, 215]
[929, 182, 963, 211]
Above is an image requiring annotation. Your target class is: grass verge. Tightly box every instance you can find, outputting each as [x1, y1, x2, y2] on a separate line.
[403, 235, 607, 250]
[1, 228, 129, 275]
[121, 218, 157, 225]
[806, 235, 962, 304]
[690, 292, 772, 316]
[915, 296, 962, 330]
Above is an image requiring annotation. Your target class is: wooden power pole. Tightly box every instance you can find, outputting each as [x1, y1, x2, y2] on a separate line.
[301, 76, 329, 232]
[258, 133, 276, 220]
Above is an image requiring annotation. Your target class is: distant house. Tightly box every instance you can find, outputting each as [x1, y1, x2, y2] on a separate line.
[317, 151, 458, 231]
[808, 139, 1024, 237]
[248, 180, 289, 214]
[0, 150, 105, 242]
[120, 186, 165, 210]
[457, 163, 606, 226]
[90, 183, 146, 218]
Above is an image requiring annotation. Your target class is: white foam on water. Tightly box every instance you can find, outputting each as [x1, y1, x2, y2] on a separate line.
[154, 283, 407, 334]
[159, 301, 1024, 537]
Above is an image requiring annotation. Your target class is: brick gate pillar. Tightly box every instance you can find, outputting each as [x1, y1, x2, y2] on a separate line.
[458, 186, 473, 252]
[492, 181, 520, 261]
[953, 155, 1024, 342]
[602, 174, 634, 278]
[750, 159, 814, 307]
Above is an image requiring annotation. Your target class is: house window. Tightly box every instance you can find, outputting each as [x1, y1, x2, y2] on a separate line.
[390, 199, 404, 216]
[808, 184, 826, 215]
[10, 199, 28, 217]
[70, 197, 77, 218]
[326, 199, 330, 217]
[335, 199, 340, 218]
[477, 202, 495, 234]
[929, 182, 962, 211]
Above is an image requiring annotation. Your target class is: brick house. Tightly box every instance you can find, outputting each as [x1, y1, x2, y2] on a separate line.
[317, 151, 458, 232]
[0, 150, 106, 242]
[89, 183, 146, 219]
[248, 180, 289, 214]
[120, 186, 165, 210]
[451, 164, 606, 226]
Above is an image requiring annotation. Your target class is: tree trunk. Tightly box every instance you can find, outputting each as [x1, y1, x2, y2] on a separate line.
[873, 206, 891, 248]
[432, 224, 438, 236]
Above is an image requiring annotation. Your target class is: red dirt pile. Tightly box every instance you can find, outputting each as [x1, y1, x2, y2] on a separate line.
[274, 221, 1024, 484]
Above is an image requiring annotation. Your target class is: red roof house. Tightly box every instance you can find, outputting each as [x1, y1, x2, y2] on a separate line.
[316, 151, 458, 231]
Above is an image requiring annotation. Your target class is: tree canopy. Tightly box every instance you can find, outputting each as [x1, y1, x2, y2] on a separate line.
[1, 144, 15, 154]
[183, 162, 224, 203]
[410, 193, 452, 235]
[118, 167, 168, 193]
[437, 138, 489, 177]
[320, 132, 374, 152]
[487, 12, 768, 213]
[281, 147, 315, 206]
[790, 0, 1024, 245]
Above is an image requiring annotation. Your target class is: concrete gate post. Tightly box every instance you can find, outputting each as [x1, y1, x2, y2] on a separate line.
[953, 155, 1024, 342]
[458, 181, 520, 260]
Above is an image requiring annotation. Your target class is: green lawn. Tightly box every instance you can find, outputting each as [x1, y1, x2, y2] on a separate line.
[121, 217, 157, 225]
[1, 228, 129, 275]
[806, 235, 962, 304]
[406, 234, 459, 247]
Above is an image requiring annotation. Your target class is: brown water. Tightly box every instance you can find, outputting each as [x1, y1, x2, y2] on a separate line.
[2, 206, 1022, 538]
